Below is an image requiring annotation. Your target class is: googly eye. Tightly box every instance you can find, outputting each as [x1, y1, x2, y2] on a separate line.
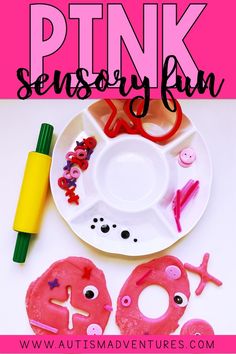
[83, 285, 99, 300]
[173, 292, 188, 307]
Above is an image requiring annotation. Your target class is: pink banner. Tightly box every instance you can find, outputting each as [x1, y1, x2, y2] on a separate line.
[0, 335, 236, 353]
[0, 0, 235, 99]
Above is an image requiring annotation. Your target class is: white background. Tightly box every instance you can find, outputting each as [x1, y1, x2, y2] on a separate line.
[0, 99, 236, 334]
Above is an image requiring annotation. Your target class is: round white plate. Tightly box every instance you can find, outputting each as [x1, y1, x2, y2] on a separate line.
[50, 100, 212, 256]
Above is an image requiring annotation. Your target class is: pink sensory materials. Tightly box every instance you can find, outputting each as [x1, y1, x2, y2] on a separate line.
[180, 319, 214, 335]
[116, 256, 190, 335]
[26, 257, 112, 335]
[178, 147, 196, 167]
[184, 253, 222, 295]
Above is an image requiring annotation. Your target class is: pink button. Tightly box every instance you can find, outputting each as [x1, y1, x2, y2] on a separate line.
[121, 295, 131, 307]
[86, 323, 103, 335]
[165, 265, 182, 280]
[180, 319, 214, 335]
[65, 151, 76, 160]
[178, 148, 196, 167]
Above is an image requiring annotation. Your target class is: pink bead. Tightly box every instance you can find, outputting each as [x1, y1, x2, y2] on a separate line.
[76, 149, 87, 160]
[180, 319, 214, 335]
[165, 265, 182, 280]
[65, 151, 76, 160]
[86, 323, 103, 335]
[178, 147, 196, 167]
[70, 166, 80, 179]
[104, 304, 113, 312]
[121, 295, 131, 307]
[63, 170, 72, 179]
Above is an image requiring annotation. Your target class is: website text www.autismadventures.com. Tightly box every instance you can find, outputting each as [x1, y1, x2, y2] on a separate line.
[18, 337, 215, 353]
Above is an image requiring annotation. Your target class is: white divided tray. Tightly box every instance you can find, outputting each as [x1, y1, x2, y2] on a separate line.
[50, 100, 212, 256]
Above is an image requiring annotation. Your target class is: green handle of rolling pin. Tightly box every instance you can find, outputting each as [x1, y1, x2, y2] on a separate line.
[36, 123, 54, 154]
[13, 232, 31, 263]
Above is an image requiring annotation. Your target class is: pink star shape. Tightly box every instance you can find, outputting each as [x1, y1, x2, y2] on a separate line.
[184, 253, 222, 295]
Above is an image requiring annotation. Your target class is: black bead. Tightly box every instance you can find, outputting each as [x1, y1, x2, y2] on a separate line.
[101, 224, 110, 233]
[121, 230, 130, 239]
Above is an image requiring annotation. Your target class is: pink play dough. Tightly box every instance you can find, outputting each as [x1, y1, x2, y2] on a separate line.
[180, 319, 214, 335]
[26, 257, 112, 335]
[116, 256, 190, 335]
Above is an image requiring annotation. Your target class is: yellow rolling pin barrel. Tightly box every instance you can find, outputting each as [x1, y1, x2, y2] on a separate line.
[13, 123, 54, 263]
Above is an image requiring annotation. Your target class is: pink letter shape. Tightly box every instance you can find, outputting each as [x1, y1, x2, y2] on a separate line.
[30, 4, 67, 82]
[69, 4, 102, 83]
[108, 4, 158, 86]
[163, 4, 206, 85]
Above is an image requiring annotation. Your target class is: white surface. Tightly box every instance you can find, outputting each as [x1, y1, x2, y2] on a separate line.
[0, 99, 236, 334]
[50, 101, 212, 256]
[138, 285, 169, 319]
[95, 136, 167, 210]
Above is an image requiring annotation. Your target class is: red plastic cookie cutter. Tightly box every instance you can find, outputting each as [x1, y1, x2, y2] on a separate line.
[104, 99, 183, 143]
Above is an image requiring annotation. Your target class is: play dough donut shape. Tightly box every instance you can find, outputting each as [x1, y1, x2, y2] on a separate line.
[26, 257, 112, 335]
[50, 99, 212, 256]
[116, 256, 190, 335]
